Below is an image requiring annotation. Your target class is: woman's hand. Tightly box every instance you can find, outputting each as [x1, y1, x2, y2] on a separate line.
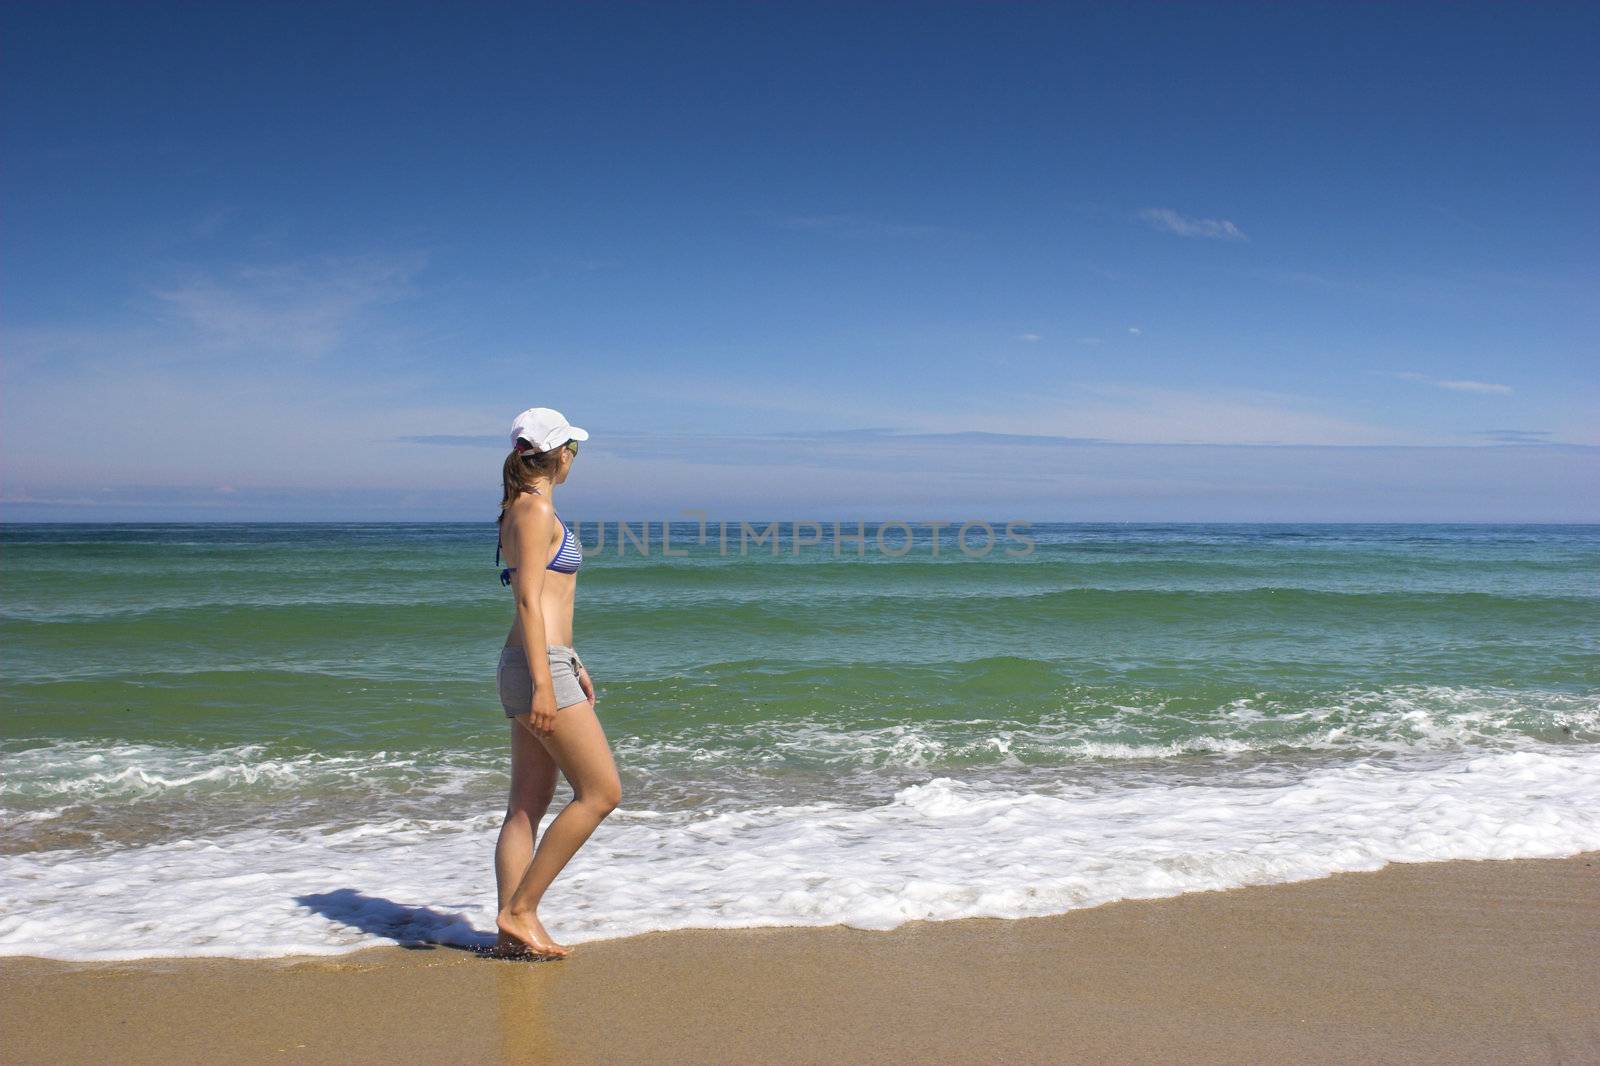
[525, 687, 559, 736]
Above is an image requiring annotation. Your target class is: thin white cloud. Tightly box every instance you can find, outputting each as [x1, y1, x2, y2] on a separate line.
[1380, 371, 1512, 395]
[1127, 327, 1142, 335]
[1017, 332, 1042, 342]
[975, 382, 1419, 447]
[2, 354, 497, 492]
[607, 372, 1445, 449]
[151, 251, 427, 357]
[1437, 378, 1513, 394]
[1138, 208, 1248, 242]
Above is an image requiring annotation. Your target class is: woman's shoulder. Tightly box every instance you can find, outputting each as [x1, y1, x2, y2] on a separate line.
[505, 489, 554, 522]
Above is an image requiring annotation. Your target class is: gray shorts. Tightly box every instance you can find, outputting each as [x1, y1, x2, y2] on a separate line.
[497, 642, 589, 718]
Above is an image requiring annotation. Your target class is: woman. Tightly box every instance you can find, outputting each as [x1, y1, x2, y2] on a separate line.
[490, 406, 621, 960]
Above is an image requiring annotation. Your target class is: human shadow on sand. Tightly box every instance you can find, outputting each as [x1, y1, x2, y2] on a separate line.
[295, 889, 496, 952]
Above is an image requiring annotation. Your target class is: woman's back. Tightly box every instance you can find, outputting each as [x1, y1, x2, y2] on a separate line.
[499, 488, 580, 648]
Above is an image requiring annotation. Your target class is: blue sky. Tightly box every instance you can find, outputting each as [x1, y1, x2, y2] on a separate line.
[3, 2, 1596, 522]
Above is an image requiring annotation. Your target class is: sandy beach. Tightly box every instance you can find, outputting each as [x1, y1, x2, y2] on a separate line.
[4, 852, 1596, 1066]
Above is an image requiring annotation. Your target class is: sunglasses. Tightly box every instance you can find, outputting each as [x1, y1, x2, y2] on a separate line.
[566, 440, 580, 455]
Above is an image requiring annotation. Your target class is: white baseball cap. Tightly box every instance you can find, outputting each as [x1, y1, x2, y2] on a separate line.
[510, 407, 589, 454]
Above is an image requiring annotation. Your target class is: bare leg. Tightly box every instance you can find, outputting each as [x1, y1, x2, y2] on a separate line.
[497, 699, 622, 958]
[490, 721, 559, 956]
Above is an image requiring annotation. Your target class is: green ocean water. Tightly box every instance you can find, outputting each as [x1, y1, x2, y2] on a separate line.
[4, 522, 1595, 748]
[2, 522, 1598, 959]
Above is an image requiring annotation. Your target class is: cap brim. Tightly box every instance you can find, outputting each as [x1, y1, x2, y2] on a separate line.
[567, 426, 590, 441]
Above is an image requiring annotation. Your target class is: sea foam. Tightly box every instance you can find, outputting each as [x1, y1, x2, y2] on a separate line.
[2, 746, 1596, 961]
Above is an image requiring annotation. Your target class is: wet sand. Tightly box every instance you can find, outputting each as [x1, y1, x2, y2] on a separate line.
[3, 852, 1597, 1066]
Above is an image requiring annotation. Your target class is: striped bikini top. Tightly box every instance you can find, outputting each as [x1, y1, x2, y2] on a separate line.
[496, 501, 583, 585]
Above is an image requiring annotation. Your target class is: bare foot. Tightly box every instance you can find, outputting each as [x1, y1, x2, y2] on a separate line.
[496, 906, 571, 959]
[486, 932, 529, 959]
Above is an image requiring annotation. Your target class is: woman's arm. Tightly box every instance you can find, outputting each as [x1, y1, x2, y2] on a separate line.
[576, 661, 596, 708]
[504, 494, 560, 734]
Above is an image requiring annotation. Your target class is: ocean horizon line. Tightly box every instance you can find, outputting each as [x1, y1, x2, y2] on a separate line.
[5, 519, 1599, 528]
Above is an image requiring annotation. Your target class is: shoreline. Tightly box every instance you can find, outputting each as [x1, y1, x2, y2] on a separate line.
[4, 852, 1597, 1065]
